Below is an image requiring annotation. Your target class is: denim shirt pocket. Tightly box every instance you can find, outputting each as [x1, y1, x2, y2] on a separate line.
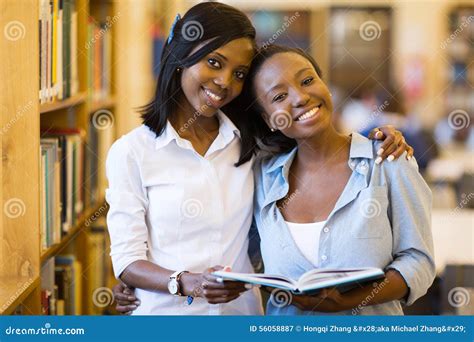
[352, 185, 389, 239]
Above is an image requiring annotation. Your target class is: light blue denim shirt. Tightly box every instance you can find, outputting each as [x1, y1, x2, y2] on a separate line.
[252, 133, 435, 315]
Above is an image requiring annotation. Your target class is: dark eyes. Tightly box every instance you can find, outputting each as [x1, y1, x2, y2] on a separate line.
[208, 58, 221, 68]
[271, 76, 314, 103]
[207, 58, 246, 81]
[272, 93, 287, 103]
[235, 71, 246, 80]
[302, 76, 314, 85]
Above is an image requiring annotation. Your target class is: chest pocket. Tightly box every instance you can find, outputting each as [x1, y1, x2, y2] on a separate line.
[352, 185, 390, 239]
[144, 169, 185, 246]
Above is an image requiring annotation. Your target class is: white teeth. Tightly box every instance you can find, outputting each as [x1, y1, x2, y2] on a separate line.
[204, 89, 222, 101]
[296, 106, 320, 121]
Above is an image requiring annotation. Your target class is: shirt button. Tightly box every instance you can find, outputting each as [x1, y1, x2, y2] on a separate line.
[321, 255, 327, 261]
[323, 227, 329, 233]
[360, 160, 367, 166]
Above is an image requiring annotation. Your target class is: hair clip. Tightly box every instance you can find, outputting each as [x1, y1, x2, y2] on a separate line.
[167, 13, 181, 44]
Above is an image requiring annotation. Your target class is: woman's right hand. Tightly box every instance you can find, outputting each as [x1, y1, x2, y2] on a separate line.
[113, 282, 140, 315]
[181, 266, 250, 304]
[113, 266, 249, 314]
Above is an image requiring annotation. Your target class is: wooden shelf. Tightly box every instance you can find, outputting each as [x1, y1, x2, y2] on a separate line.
[1, 0, 122, 315]
[40, 198, 106, 264]
[0, 277, 40, 315]
[89, 96, 115, 113]
[40, 92, 87, 114]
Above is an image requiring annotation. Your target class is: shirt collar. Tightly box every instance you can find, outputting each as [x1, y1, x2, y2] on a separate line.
[217, 109, 241, 140]
[349, 132, 374, 160]
[154, 110, 241, 151]
[265, 148, 297, 174]
[265, 132, 374, 174]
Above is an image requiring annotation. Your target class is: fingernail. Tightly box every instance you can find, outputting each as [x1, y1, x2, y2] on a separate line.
[223, 266, 232, 272]
[245, 284, 253, 290]
[375, 156, 382, 164]
[377, 148, 384, 156]
[387, 155, 395, 162]
[127, 296, 135, 301]
[407, 155, 412, 160]
[129, 305, 137, 309]
[134, 300, 141, 305]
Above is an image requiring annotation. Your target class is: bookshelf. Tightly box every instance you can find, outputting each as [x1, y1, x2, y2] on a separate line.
[40, 92, 87, 114]
[1, 0, 118, 315]
[443, 6, 473, 118]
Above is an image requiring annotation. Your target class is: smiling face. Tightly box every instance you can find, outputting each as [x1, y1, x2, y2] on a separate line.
[180, 37, 254, 117]
[253, 52, 333, 139]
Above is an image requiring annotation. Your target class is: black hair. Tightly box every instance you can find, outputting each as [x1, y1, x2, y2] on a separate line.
[234, 44, 324, 166]
[140, 2, 256, 138]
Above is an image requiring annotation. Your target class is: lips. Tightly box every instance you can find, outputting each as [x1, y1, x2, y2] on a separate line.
[294, 103, 322, 122]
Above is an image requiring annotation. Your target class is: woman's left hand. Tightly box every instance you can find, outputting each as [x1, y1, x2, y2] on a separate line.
[291, 288, 349, 313]
[368, 125, 414, 162]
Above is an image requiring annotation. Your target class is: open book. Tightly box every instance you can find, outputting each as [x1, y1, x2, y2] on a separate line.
[212, 267, 385, 294]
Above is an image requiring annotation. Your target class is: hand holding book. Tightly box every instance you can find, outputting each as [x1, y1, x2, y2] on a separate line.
[212, 267, 385, 294]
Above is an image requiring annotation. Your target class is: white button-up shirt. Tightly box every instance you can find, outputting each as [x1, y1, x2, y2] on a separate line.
[105, 111, 263, 315]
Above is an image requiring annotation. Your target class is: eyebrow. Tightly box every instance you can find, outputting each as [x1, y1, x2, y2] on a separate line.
[213, 52, 250, 70]
[265, 67, 313, 97]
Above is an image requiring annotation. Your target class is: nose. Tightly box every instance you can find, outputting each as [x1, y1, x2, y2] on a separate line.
[291, 88, 310, 108]
[213, 70, 233, 89]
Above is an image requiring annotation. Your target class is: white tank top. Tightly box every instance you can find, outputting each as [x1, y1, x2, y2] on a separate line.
[285, 220, 327, 266]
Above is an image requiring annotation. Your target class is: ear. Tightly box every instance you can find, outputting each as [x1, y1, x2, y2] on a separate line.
[261, 112, 274, 131]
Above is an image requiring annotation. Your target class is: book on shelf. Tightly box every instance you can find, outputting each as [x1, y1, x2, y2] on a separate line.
[41, 258, 58, 315]
[40, 128, 85, 248]
[40, 255, 82, 315]
[84, 218, 112, 314]
[39, 0, 79, 104]
[55, 255, 82, 315]
[40, 138, 62, 250]
[41, 224, 112, 315]
[87, 17, 113, 102]
[213, 267, 385, 294]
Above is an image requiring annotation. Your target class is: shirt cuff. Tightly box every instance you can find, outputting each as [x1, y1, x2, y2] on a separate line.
[386, 256, 434, 306]
[111, 253, 148, 280]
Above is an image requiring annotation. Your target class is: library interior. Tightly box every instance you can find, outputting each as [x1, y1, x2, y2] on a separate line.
[0, 0, 473, 316]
